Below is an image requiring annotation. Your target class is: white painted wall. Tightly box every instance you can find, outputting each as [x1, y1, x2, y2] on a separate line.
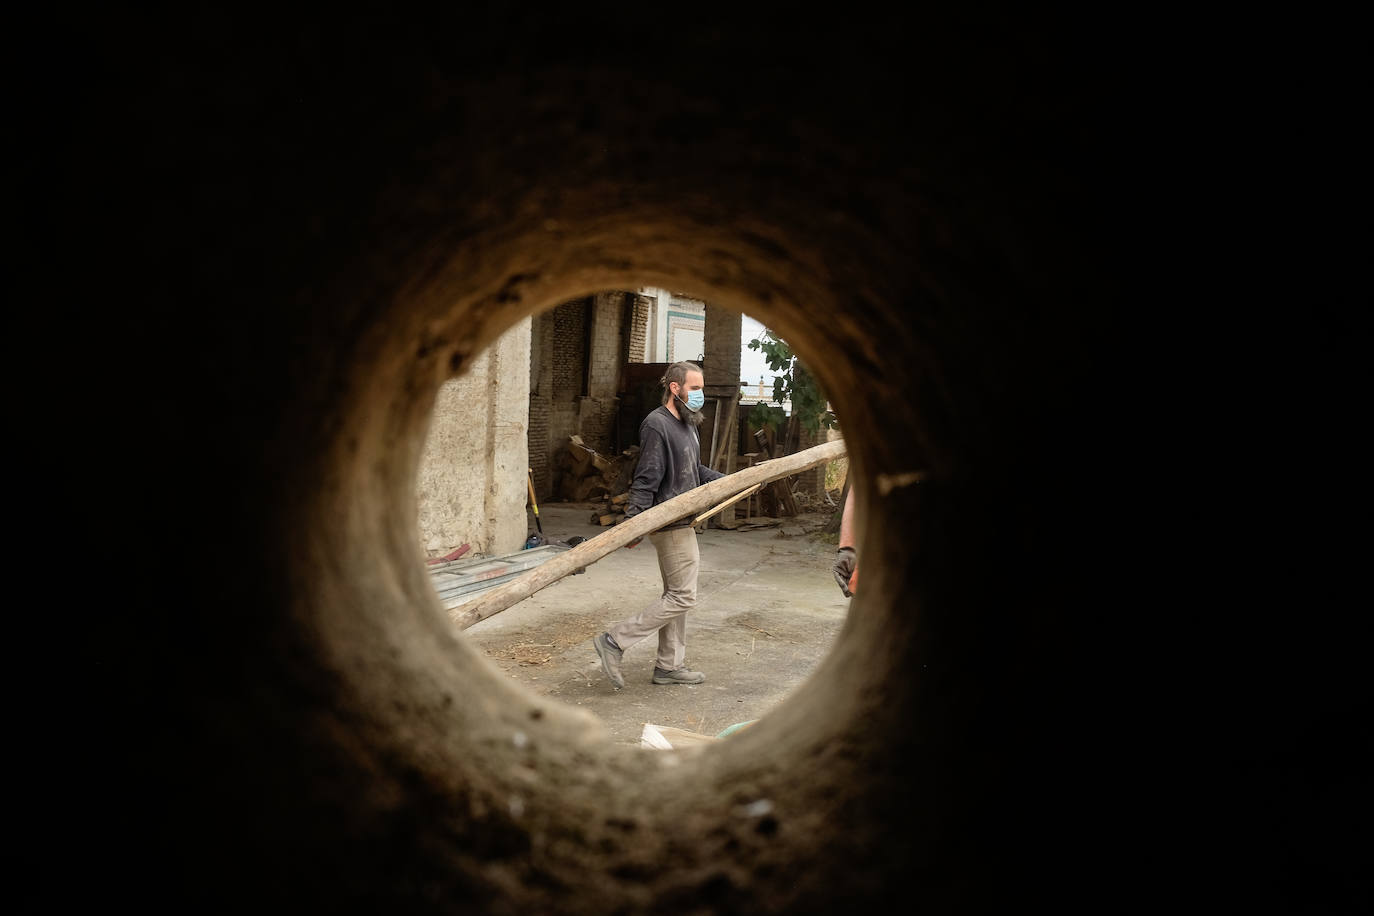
[639, 286, 705, 363]
[416, 317, 532, 558]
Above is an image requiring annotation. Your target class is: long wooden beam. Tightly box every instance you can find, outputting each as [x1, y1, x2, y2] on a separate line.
[451, 438, 846, 630]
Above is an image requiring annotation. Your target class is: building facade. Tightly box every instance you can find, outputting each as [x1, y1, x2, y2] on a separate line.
[417, 290, 745, 560]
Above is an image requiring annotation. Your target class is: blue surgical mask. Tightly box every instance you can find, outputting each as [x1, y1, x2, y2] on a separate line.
[686, 390, 705, 411]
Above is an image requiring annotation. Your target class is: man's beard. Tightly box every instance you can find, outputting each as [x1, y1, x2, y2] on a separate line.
[676, 395, 706, 428]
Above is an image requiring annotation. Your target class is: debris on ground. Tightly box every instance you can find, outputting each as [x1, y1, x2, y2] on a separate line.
[639, 720, 759, 749]
[487, 642, 555, 666]
[482, 613, 607, 670]
[640, 723, 717, 749]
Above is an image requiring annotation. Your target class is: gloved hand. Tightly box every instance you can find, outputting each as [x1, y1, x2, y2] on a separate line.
[832, 546, 857, 597]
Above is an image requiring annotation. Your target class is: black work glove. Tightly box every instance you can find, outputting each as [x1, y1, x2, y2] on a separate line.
[832, 547, 857, 597]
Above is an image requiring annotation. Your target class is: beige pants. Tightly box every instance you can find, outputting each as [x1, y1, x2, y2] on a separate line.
[607, 526, 699, 672]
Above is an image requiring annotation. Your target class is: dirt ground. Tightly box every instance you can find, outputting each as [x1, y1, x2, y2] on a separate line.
[457, 501, 851, 747]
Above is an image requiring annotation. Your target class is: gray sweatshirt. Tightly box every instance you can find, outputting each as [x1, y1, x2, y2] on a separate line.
[624, 405, 726, 529]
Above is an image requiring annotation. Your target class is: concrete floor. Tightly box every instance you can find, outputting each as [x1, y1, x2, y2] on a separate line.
[459, 501, 850, 748]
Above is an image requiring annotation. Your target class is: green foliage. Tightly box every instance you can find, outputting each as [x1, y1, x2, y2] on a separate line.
[749, 402, 789, 437]
[825, 457, 848, 492]
[746, 329, 838, 436]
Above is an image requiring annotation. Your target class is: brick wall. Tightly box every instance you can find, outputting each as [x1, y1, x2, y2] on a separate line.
[552, 298, 587, 399]
[702, 303, 742, 396]
[527, 309, 556, 498]
[574, 293, 623, 453]
[628, 294, 650, 362]
[576, 396, 620, 455]
[531, 295, 632, 499]
[528, 299, 588, 502]
[588, 292, 624, 399]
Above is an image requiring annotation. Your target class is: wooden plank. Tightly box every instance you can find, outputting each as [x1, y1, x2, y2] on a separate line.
[451, 438, 847, 629]
[714, 428, 740, 528]
[693, 483, 761, 525]
[752, 428, 799, 517]
[707, 396, 722, 469]
[741, 453, 760, 519]
[777, 477, 799, 517]
[710, 396, 739, 471]
[710, 396, 740, 528]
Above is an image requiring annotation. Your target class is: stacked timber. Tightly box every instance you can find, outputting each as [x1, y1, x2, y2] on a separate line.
[555, 436, 639, 503]
[589, 491, 630, 526]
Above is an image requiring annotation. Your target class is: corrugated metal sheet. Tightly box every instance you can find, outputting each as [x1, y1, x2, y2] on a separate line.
[430, 544, 570, 609]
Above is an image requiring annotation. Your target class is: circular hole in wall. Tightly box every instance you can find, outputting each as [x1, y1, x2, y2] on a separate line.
[303, 246, 919, 912]
[417, 290, 858, 750]
[109, 17, 1105, 913]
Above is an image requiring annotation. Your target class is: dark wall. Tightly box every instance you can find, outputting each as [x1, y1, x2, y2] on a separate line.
[50, 6, 1364, 915]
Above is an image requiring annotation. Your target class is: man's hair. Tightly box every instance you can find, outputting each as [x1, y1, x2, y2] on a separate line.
[660, 360, 702, 404]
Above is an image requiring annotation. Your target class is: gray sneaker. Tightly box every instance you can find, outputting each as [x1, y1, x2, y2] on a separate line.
[652, 667, 706, 686]
[593, 633, 625, 689]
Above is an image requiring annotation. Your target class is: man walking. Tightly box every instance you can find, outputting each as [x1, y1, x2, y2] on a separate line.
[593, 360, 725, 688]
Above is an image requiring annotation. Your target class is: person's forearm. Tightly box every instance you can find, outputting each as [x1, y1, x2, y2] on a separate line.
[838, 491, 856, 548]
[625, 438, 666, 516]
[624, 489, 652, 517]
[625, 474, 659, 516]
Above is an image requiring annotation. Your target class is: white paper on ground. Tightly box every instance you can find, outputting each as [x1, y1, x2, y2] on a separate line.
[640, 723, 723, 749]
[640, 723, 674, 749]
